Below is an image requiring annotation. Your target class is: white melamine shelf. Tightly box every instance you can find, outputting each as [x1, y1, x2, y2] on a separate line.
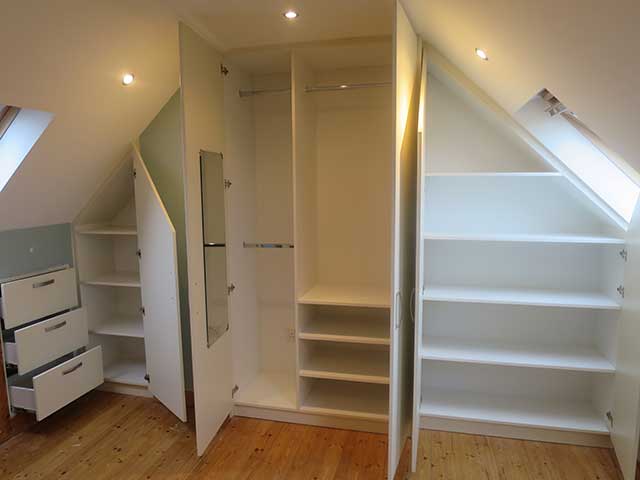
[104, 359, 147, 386]
[91, 316, 144, 338]
[420, 389, 608, 435]
[423, 233, 625, 245]
[300, 348, 389, 384]
[298, 284, 391, 308]
[426, 172, 562, 177]
[83, 272, 141, 288]
[301, 380, 389, 421]
[423, 285, 620, 310]
[421, 337, 615, 373]
[76, 224, 137, 236]
[299, 317, 390, 345]
[234, 372, 296, 411]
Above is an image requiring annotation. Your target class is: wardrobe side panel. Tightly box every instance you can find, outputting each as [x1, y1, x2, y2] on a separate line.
[222, 61, 260, 394]
[390, 1, 420, 477]
[179, 22, 232, 455]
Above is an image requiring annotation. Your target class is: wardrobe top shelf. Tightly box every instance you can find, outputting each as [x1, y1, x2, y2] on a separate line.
[423, 233, 625, 245]
[298, 284, 391, 308]
[423, 285, 620, 310]
[425, 172, 562, 178]
[76, 224, 137, 236]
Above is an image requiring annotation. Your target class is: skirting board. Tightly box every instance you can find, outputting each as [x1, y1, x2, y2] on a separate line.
[234, 404, 388, 434]
[98, 381, 152, 398]
[420, 416, 612, 448]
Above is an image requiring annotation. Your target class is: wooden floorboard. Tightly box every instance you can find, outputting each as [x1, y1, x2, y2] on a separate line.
[0, 391, 627, 480]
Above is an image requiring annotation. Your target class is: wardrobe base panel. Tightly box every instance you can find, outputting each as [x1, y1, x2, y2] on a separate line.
[234, 404, 388, 434]
[420, 416, 612, 448]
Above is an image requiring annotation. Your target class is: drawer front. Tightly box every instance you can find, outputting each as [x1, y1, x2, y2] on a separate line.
[32, 346, 103, 421]
[11, 308, 88, 375]
[1, 268, 78, 329]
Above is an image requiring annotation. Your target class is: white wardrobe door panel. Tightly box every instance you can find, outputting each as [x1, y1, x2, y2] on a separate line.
[1, 267, 78, 330]
[133, 148, 187, 422]
[179, 22, 233, 455]
[612, 199, 640, 480]
[390, 1, 421, 478]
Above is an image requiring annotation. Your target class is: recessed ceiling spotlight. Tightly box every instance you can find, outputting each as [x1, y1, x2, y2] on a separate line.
[122, 73, 135, 85]
[475, 48, 489, 61]
[283, 10, 298, 19]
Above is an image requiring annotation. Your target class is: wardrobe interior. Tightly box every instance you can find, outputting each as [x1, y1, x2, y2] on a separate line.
[219, 38, 394, 421]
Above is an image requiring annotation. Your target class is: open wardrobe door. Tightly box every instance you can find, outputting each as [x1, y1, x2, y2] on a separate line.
[179, 23, 234, 455]
[389, 1, 422, 478]
[611, 198, 640, 480]
[132, 147, 187, 422]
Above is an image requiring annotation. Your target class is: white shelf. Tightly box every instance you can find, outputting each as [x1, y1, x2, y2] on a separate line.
[420, 389, 608, 435]
[234, 372, 296, 411]
[301, 379, 389, 421]
[299, 316, 390, 345]
[300, 347, 389, 384]
[421, 337, 615, 373]
[298, 284, 390, 308]
[76, 224, 137, 236]
[103, 359, 147, 386]
[83, 272, 141, 288]
[423, 233, 624, 245]
[91, 315, 144, 338]
[423, 285, 620, 310]
[426, 172, 562, 177]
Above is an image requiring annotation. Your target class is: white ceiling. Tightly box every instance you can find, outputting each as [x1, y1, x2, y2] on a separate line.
[163, 0, 393, 50]
[0, 0, 179, 231]
[402, 0, 640, 176]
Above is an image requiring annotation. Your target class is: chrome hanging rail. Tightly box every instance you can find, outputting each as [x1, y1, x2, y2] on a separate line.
[305, 81, 392, 93]
[239, 87, 292, 98]
[243, 242, 294, 249]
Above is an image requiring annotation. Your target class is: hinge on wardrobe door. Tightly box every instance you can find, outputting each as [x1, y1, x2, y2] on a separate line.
[606, 410, 613, 427]
[144, 373, 150, 383]
[620, 249, 628, 262]
[140, 306, 146, 316]
[224, 179, 232, 189]
[132, 169, 137, 179]
[136, 249, 142, 259]
[220, 64, 229, 76]
[617, 285, 625, 298]
[227, 283, 236, 295]
[232, 385, 239, 397]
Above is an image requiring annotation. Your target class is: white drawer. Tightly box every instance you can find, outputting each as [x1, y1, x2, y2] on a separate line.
[4, 308, 88, 374]
[1, 268, 78, 330]
[9, 346, 103, 421]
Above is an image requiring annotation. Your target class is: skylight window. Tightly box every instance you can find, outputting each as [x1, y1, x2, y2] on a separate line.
[516, 90, 639, 224]
[0, 104, 53, 192]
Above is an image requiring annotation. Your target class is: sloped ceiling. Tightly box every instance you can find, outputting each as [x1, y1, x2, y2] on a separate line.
[402, 0, 640, 176]
[0, 0, 179, 231]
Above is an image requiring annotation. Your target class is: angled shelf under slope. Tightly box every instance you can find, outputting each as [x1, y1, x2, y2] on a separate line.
[298, 284, 391, 308]
[82, 272, 141, 288]
[421, 337, 615, 374]
[76, 224, 138, 236]
[420, 389, 608, 435]
[90, 315, 144, 338]
[423, 285, 620, 310]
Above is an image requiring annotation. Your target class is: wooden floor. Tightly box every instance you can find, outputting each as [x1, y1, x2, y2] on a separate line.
[0, 391, 624, 479]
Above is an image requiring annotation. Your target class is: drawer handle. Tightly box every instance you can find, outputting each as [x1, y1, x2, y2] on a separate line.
[62, 362, 83, 375]
[44, 320, 67, 332]
[32, 279, 55, 289]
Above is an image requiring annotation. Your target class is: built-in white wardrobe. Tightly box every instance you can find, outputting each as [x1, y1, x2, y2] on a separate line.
[411, 47, 640, 480]
[73, 148, 187, 422]
[178, 2, 419, 477]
